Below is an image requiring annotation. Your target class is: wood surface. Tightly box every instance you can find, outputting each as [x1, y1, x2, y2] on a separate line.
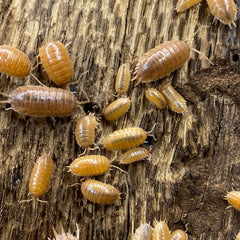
[0, 0, 240, 239]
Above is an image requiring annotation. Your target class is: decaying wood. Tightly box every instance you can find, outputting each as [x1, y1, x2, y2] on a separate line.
[0, 0, 240, 239]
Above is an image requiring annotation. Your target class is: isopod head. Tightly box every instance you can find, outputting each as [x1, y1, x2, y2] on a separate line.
[132, 223, 153, 240]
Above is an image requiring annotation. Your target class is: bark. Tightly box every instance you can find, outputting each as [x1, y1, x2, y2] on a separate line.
[0, 0, 240, 239]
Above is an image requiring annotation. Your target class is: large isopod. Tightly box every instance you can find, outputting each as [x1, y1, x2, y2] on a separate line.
[0, 85, 77, 117]
[115, 63, 131, 94]
[176, 0, 202, 12]
[132, 223, 153, 240]
[152, 221, 171, 240]
[81, 179, 120, 205]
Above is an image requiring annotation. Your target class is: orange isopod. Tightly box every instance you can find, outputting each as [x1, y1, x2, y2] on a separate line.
[75, 114, 96, 148]
[103, 127, 147, 150]
[225, 191, 240, 211]
[159, 83, 186, 113]
[152, 221, 171, 240]
[115, 63, 131, 94]
[0, 85, 77, 117]
[103, 97, 131, 121]
[81, 179, 120, 205]
[176, 0, 202, 12]
[206, 0, 237, 28]
[171, 230, 187, 240]
[146, 88, 167, 110]
[132, 223, 153, 240]
[39, 42, 74, 85]
[29, 154, 53, 198]
[119, 147, 149, 164]
[133, 40, 190, 85]
[0, 45, 31, 78]
[69, 155, 110, 176]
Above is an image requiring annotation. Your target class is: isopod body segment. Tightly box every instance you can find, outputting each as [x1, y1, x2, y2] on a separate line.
[69, 155, 110, 176]
[0, 45, 31, 78]
[39, 42, 74, 85]
[75, 114, 96, 148]
[171, 230, 187, 240]
[81, 179, 120, 205]
[132, 223, 153, 240]
[146, 88, 166, 110]
[225, 191, 240, 211]
[29, 154, 53, 198]
[115, 63, 131, 94]
[152, 221, 171, 240]
[119, 148, 149, 164]
[176, 0, 202, 12]
[0, 85, 77, 117]
[103, 127, 147, 150]
[160, 83, 186, 113]
[103, 97, 131, 121]
[133, 40, 190, 84]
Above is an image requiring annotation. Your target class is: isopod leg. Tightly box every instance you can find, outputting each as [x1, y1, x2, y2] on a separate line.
[30, 73, 47, 87]
[0, 92, 11, 98]
[110, 165, 128, 174]
[31, 55, 40, 71]
[0, 100, 10, 104]
[146, 123, 157, 141]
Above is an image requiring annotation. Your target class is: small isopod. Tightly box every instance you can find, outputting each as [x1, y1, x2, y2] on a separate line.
[160, 83, 186, 113]
[132, 223, 153, 240]
[0, 85, 77, 117]
[171, 230, 187, 240]
[103, 97, 131, 121]
[115, 63, 131, 94]
[225, 191, 240, 211]
[103, 127, 147, 150]
[75, 114, 96, 148]
[69, 155, 110, 176]
[176, 0, 202, 12]
[119, 147, 149, 164]
[81, 179, 120, 205]
[206, 0, 237, 28]
[146, 88, 166, 110]
[132, 40, 190, 85]
[152, 221, 171, 240]
[39, 42, 74, 85]
[0, 45, 31, 78]
[29, 154, 53, 198]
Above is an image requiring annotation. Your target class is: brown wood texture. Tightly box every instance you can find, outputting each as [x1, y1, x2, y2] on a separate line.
[0, 0, 240, 239]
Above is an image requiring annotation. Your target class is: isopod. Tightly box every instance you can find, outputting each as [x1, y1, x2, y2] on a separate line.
[0, 45, 31, 78]
[103, 127, 147, 150]
[29, 154, 53, 198]
[115, 63, 131, 94]
[171, 230, 187, 240]
[176, 0, 202, 12]
[206, 0, 237, 28]
[225, 191, 240, 211]
[0, 85, 77, 117]
[152, 221, 171, 240]
[103, 97, 131, 121]
[145, 88, 166, 110]
[159, 83, 186, 113]
[39, 42, 74, 85]
[75, 114, 96, 148]
[81, 179, 120, 205]
[119, 147, 149, 164]
[69, 155, 110, 176]
[133, 40, 190, 85]
[132, 223, 153, 240]
[52, 223, 79, 240]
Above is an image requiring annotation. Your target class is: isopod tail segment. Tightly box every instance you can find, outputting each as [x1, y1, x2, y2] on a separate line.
[52, 222, 80, 240]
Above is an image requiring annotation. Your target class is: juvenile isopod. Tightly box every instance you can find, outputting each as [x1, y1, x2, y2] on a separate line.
[132, 40, 190, 85]
[176, 0, 202, 12]
[81, 179, 120, 205]
[39, 42, 74, 85]
[152, 221, 171, 240]
[69, 155, 110, 176]
[75, 114, 96, 148]
[103, 97, 131, 121]
[0, 45, 31, 78]
[103, 127, 147, 150]
[132, 223, 153, 240]
[0, 85, 77, 117]
[145, 88, 166, 110]
[225, 191, 240, 211]
[115, 63, 131, 94]
[171, 230, 188, 240]
[206, 0, 237, 28]
[159, 83, 186, 113]
[119, 147, 149, 164]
